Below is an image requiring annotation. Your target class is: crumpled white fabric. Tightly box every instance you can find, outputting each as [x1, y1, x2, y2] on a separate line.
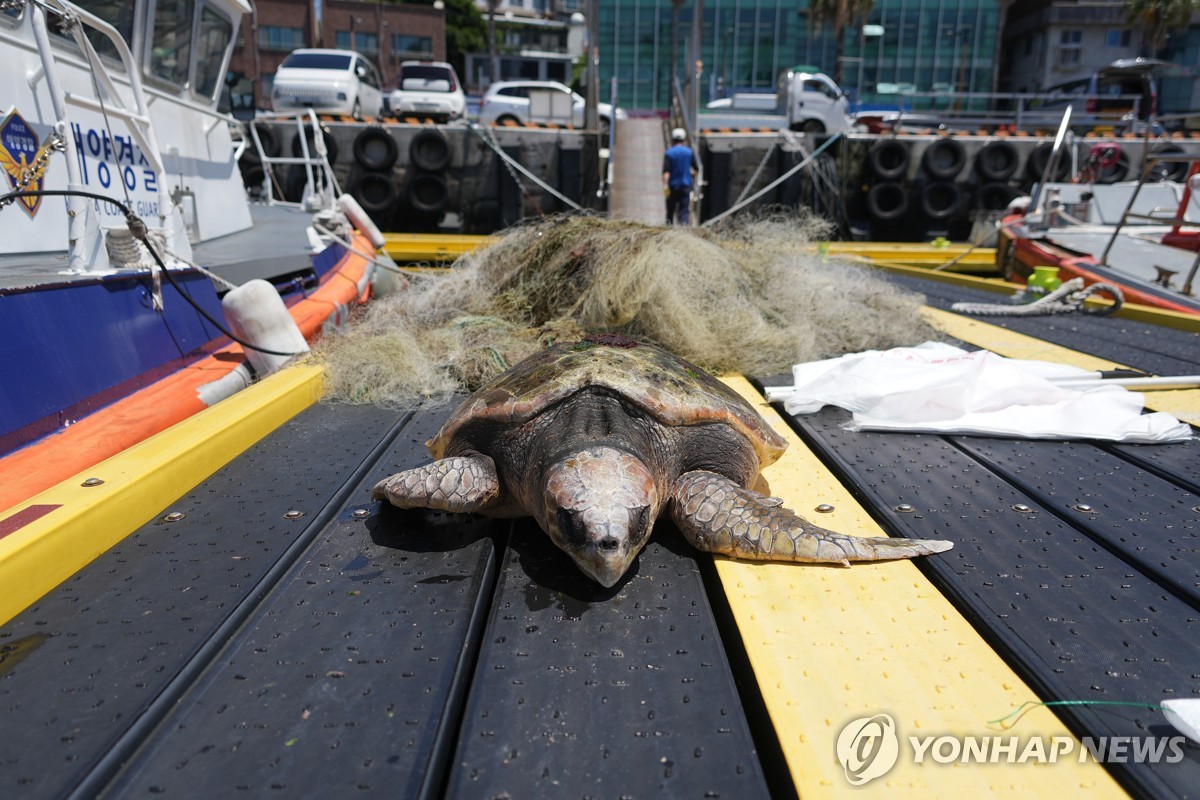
[782, 342, 1191, 443]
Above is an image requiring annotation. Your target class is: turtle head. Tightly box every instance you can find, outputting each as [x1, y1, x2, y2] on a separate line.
[542, 447, 659, 588]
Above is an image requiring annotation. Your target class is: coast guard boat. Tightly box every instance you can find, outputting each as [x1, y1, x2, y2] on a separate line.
[0, 0, 387, 509]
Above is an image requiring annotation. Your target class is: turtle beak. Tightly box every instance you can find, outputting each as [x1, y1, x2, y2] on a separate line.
[571, 534, 639, 589]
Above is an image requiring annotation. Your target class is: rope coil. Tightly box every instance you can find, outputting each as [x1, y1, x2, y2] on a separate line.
[951, 277, 1125, 317]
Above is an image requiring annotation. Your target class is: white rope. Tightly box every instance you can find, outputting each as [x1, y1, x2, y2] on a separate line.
[951, 277, 1125, 317]
[703, 132, 843, 227]
[462, 120, 584, 211]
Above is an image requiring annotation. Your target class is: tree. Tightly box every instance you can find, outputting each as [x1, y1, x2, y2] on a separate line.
[807, 0, 876, 86]
[441, 0, 486, 81]
[1123, 0, 1200, 57]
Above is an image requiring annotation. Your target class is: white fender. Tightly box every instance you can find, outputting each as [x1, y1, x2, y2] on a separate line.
[221, 279, 309, 378]
[337, 193, 387, 250]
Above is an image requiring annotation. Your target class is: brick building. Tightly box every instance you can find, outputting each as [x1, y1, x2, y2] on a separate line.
[227, 0, 446, 114]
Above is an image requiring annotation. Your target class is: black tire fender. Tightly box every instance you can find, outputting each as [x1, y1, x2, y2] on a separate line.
[348, 170, 399, 213]
[975, 140, 1019, 182]
[409, 129, 452, 172]
[918, 181, 963, 221]
[867, 139, 910, 181]
[406, 172, 450, 213]
[921, 137, 966, 179]
[865, 182, 909, 222]
[353, 126, 398, 170]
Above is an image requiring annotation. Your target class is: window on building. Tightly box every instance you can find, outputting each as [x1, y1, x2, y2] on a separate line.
[393, 34, 433, 57]
[1106, 29, 1132, 48]
[335, 30, 378, 54]
[1057, 29, 1082, 67]
[259, 25, 305, 52]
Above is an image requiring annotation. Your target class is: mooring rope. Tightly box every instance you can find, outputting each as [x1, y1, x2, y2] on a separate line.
[951, 277, 1125, 317]
[461, 120, 584, 212]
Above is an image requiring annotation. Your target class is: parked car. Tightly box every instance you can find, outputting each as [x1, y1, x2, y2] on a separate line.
[271, 49, 383, 119]
[478, 80, 625, 136]
[389, 60, 465, 121]
[1026, 58, 1162, 133]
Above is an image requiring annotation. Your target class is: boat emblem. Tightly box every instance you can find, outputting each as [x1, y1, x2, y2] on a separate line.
[0, 109, 52, 218]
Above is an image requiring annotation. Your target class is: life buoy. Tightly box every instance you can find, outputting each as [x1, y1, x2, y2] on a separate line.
[353, 126, 398, 170]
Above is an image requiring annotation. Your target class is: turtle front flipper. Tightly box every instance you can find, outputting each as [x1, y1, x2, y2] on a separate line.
[668, 470, 952, 565]
[372, 455, 501, 513]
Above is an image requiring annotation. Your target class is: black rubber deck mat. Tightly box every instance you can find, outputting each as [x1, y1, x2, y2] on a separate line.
[886, 272, 1200, 377]
[444, 520, 771, 798]
[784, 406, 1200, 799]
[0, 402, 405, 798]
[102, 423, 501, 798]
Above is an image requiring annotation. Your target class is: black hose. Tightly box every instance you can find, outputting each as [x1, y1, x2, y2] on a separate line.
[0, 188, 305, 357]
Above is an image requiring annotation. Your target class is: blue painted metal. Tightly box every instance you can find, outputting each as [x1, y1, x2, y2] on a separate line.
[0, 271, 226, 455]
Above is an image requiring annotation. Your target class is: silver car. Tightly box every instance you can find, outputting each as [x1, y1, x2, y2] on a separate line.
[478, 80, 624, 136]
[271, 49, 383, 119]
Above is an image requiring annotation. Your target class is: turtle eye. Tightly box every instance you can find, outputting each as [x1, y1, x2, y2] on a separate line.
[629, 505, 652, 543]
[556, 507, 586, 545]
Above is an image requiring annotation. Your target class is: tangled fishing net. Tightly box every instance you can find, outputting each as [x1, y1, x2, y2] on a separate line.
[316, 213, 939, 407]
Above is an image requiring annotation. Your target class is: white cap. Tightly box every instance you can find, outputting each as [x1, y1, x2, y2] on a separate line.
[671, 127, 686, 141]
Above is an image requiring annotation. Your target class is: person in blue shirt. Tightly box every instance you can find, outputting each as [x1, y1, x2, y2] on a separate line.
[662, 127, 698, 225]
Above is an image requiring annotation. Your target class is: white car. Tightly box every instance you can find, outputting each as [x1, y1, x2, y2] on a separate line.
[478, 80, 625, 136]
[271, 49, 383, 119]
[390, 61, 466, 121]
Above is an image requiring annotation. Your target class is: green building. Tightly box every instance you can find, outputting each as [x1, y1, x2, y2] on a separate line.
[597, 0, 1005, 112]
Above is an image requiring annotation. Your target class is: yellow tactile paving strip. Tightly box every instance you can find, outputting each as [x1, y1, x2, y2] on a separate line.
[716, 376, 1128, 798]
[0, 365, 324, 626]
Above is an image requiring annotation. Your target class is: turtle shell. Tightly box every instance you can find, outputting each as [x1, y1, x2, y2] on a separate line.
[427, 337, 788, 468]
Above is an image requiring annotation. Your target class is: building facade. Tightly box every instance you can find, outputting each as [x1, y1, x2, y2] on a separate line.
[226, 0, 446, 113]
[1000, 0, 1200, 116]
[597, 0, 1007, 112]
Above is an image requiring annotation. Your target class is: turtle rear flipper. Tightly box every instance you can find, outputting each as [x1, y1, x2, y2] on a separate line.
[668, 470, 952, 565]
[372, 455, 501, 513]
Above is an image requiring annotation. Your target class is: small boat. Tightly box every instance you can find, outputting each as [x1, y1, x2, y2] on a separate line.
[997, 110, 1200, 315]
[0, 0, 387, 510]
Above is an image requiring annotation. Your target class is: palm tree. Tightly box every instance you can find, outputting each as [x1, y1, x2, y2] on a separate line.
[807, 0, 876, 86]
[1123, 0, 1200, 57]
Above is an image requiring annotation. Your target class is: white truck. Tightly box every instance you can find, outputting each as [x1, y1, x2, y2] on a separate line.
[705, 67, 853, 134]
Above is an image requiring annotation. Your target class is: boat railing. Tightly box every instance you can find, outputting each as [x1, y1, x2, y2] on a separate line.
[1102, 152, 1200, 294]
[28, 0, 184, 272]
[241, 110, 342, 211]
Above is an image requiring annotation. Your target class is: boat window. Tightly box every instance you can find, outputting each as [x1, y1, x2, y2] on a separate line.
[76, 1, 136, 67]
[193, 4, 233, 99]
[150, 0, 195, 87]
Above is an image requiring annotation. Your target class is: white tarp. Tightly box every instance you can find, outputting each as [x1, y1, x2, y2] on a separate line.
[781, 342, 1191, 443]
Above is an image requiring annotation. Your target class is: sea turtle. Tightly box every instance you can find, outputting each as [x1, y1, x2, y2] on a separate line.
[372, 335, 952, 587]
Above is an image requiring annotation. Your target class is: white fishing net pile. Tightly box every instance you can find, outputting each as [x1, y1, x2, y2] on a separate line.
[316, 213, 939, 407]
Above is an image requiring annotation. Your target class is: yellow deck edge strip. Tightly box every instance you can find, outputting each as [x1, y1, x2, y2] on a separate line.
[0, 364, 324, 626]
[859, 257, 1200, 333]
[924, 307, 1200, 426]
[716, 376, 1127, 798]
